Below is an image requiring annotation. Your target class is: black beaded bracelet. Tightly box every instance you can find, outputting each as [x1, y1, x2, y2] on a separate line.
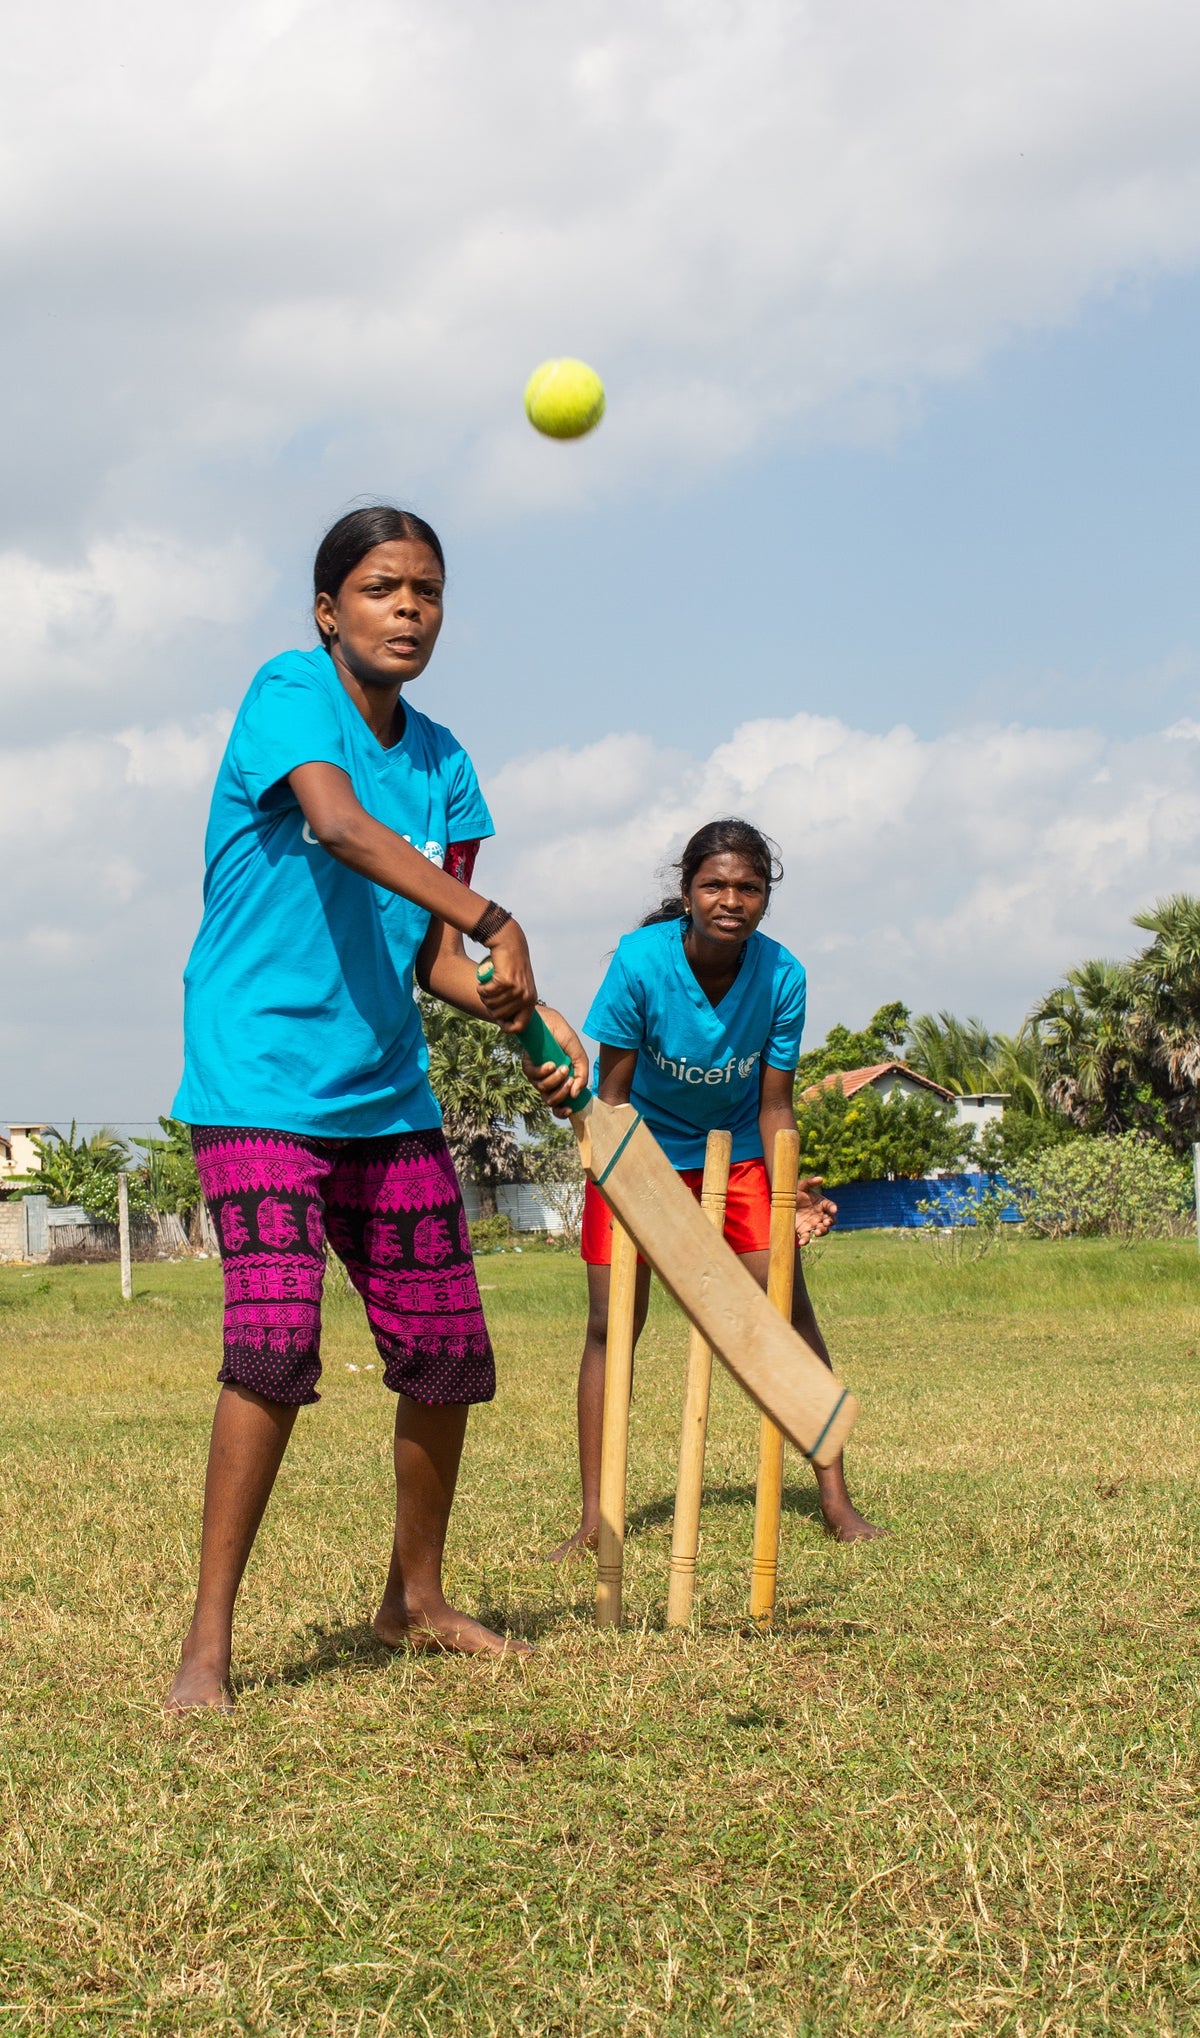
[470, 900, 512, 944]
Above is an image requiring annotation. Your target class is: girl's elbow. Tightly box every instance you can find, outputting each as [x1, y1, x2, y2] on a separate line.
[308, 809, 363, 859]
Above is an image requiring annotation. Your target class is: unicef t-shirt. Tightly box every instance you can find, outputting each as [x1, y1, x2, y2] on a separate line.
[173, 646, 494, 1137]
[583, 919, 808, 1170]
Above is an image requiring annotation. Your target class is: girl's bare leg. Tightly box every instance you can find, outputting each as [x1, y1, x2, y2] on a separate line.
[549, 1260, 651, 1562]
[374, 1394, 530, 1657]
[740, 1248, 884, 1542]
[165, 1383, 298, 1714]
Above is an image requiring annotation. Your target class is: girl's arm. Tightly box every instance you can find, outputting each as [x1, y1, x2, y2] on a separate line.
[597, 1044, 638, 1106]
[758, 1063, 837, 1245]
[416, 914, 589, 1102]
[289, 761, 535, 1024]
[524, 1039, 638, 1115]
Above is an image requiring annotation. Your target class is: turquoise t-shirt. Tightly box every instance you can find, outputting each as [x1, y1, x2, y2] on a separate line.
[583, 919, 807, 1169]
[174, 646, 494, 1137]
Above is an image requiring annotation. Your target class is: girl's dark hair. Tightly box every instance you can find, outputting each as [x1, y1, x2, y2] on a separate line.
[313, 505, 445, 644]
[640, 817, 783, 926]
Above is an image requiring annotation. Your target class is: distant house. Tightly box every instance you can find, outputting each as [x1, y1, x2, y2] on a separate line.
[798, 1063, 1006, 1165]
[0, 1124, 58, 1185]
[799, 1061, 956, 1109]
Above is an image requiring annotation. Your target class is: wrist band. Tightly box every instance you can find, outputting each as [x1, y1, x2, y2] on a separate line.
[470, 901, 512, 944]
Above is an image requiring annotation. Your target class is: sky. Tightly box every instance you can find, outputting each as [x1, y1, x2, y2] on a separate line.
[3, 0, 1200, 1127]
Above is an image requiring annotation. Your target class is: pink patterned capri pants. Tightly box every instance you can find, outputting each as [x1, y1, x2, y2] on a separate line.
[192, 1126, 495, 1408]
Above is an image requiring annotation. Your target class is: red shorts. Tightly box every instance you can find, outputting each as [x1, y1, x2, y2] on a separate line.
[580, 1159, 772, 1265]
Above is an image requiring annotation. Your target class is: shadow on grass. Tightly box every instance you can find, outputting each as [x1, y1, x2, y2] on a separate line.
[257, 1606, 562, 1689]
[625, 1481, 825, 1536]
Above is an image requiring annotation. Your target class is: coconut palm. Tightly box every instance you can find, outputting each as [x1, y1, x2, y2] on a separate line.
[420, 997, 547, 1217]
[905, 1012, 997, 1094]
[1127, 894, 1200, 1146]
[1033, 959, 1142, 1135]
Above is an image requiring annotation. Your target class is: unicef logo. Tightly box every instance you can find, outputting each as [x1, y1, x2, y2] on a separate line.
[738, 1055, 759, 1078]
[301, 824, 445, 865]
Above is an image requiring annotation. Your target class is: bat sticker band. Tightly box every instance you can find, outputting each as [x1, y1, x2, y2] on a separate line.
[593, 1114, 644, 1189]
[803, 1389, 849, 1463]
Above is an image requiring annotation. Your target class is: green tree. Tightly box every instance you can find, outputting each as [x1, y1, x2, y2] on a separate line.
[1126, 893, 1200, 1150]
[1032, 897, 1200, 1156]
[795, 1001, 910, 1089]
[420, 996, 547, 1218]
[523, 1122, 586, 1245]
[13, 1123, 147, 1224]
[794, 1083, 975, 1185]
[906, 1010, 1072, 1168]
[905, 1011, 997, 1093]
[135, 1117, 202, 1217]
[1033, 958, 1143, 1136]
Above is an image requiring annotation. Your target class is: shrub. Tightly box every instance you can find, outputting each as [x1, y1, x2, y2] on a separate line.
[914, 1181, 1019, 1266]
[468, 1212, 513, 1254]
[794, 1082, 975, 1185]
[1010, 1133, 1194, 1244]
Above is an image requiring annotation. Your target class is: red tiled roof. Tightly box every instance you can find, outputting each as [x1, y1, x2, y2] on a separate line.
[798, 1060, 955, 1105]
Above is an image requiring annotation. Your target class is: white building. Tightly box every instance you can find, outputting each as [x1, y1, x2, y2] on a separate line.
[798, 1064, 1007, 1172]
[0, 1125, 57, 1181]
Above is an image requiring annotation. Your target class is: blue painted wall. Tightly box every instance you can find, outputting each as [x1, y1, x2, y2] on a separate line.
[827, 1174, 1020, 1231]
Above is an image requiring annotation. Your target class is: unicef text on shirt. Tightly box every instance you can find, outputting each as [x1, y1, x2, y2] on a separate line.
[648, 1048, 761, 1086]
[301, 825, 445, 864]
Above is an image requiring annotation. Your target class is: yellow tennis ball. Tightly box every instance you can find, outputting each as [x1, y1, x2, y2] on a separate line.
[524, 357, 606, 439]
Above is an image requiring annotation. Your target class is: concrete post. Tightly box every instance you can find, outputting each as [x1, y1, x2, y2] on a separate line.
[118, 1174, 133, 1301]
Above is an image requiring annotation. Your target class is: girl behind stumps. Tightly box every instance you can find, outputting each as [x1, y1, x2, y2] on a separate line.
[535, 816, 882, 1563]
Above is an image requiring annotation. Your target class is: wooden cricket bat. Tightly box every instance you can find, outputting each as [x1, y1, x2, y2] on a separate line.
[480, 981, 858, 1467]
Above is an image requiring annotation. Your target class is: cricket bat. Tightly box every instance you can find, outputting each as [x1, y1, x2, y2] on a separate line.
[479, 976, 858, 1467]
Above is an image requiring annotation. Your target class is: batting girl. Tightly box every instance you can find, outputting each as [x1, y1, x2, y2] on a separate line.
[541, 817, 880, 1561]
[166, 504, 585, 1711]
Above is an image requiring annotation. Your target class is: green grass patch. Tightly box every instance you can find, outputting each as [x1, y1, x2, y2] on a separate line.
[1, 1234, 1199, 2033]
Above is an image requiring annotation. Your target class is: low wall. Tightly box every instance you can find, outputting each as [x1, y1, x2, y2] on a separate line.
[0, 1195, 49, 1261]
[827, 1174, 1020, 1231]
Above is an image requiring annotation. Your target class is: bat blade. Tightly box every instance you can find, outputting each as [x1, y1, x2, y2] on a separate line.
[575, 1099, 858, 1466]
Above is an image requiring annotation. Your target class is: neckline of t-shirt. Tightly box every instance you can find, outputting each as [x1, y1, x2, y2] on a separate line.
[317, 647, 417, 766]
[672, 917, 759, 1014]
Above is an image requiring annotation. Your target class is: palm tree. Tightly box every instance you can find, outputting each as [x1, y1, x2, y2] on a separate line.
[907, 1010, 1050, 1123]
[1033, 959, 1140, 1135]
[420, 997, 548, 1217]
[1127, 894, 1200, 1147]
[905, 1011, 997, 1094]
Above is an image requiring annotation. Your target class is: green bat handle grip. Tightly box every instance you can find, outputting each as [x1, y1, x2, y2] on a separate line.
[476, 962, 592, 1112]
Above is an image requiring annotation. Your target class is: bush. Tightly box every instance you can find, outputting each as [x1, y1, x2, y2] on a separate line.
[1011, 1133, 1194, 1244]
[12, 1123, 148, 1226]
[468, 1212, 513, 1254]
[794, 1082, 975, 1185]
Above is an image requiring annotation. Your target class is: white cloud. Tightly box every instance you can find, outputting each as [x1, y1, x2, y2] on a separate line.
[482, 709, 1200, 1036]
[2, 700, 1197, 1116]
[0, 715, 232, 1121]
[0, 535, 268, 739]
[4, 0, 1200, 534]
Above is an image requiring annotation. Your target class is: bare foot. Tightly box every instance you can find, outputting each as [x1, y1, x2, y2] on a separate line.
[163, 1652, 235, 1716]
[546, 1523, 599, 1564]
[372, 1602, 532, 1659]
[822, 1504, 888, 1544]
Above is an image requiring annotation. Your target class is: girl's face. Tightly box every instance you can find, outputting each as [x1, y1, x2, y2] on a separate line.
[315, 539, 444, 689]
[684, 852, 769, 946]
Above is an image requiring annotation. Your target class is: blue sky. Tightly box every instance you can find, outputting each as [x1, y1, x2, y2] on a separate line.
[2, 1, 1200, 1124]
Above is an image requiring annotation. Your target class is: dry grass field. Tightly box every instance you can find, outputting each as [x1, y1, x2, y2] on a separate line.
[1, 1231, 1198, 2034]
